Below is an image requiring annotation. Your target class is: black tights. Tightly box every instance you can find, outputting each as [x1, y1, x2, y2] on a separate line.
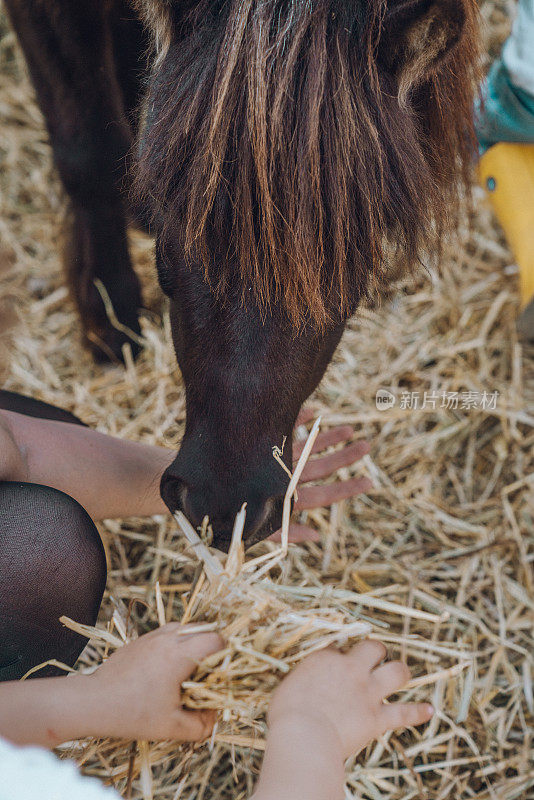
[0, 391, 106, 681]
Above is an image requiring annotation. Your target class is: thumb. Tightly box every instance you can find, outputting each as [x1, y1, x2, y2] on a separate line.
[175, 708, 217, 742]
[175, 632, 224, 679]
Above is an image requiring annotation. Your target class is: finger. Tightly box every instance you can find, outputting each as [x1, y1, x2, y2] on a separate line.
[293, 426, 354, 459]
[294, 476, 373, 510]
[346, 639, 387, 671]
[176, 708, 217, 742]
[175, 632, 225, 677]
[299, 441, 370, 483]
[156, 622, 221, 640]
[296, 407, 316, 426]
[373, 661, 411, 697]
[268, 523, 321, 544]
[152, 621, 193, 635]
[382, 702, 434, 731]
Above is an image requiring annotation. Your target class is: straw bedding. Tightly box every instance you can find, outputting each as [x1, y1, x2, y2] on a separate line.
[0, 1, 533, 797]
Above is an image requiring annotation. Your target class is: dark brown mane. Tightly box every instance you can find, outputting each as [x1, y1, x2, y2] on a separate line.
[135, 0, 480, 326]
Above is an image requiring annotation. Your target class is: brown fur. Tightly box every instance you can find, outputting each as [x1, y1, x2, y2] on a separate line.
[136, 0, 480, 328]
[133, 0, 174, 63]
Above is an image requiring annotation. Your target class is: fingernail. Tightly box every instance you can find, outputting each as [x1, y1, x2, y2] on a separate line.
[426, 704, 435, 715]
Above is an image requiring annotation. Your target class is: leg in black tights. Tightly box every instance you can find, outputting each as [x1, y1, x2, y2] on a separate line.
[0, 389, 87, 426]
[0, 391, 106, 681]
[0, 482, 106, 681]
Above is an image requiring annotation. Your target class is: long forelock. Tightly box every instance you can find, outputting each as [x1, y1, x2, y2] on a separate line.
[135, 0, 480, 328]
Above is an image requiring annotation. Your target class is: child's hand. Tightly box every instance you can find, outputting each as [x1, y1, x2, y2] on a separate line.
[86, 624, 223, 742]
[0, 624, 223, 748]
[268, 640, 433, 760]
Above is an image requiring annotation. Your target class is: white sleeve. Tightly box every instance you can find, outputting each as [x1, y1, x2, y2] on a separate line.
[0, 737, 120, 800]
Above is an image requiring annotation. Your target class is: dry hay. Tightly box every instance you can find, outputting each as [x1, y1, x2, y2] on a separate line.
[1, 1, 533, 798]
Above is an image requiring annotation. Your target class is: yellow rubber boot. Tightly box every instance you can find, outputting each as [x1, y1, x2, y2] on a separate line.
[479, 142, 534, 341]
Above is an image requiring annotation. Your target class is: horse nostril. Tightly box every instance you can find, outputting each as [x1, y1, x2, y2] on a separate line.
[252, 496, 274, 535]
[160, 469, 208, 530]
[240, 494, 284, 547]
[159, 471, 188, 515]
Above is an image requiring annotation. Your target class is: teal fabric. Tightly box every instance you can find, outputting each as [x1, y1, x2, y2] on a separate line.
[476, 0, 534, 153]
[476, 62, 534, 154]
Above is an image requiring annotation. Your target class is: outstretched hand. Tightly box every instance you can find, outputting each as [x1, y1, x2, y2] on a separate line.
[267, 640, 434, 760]
[269, 409, 372, 544]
